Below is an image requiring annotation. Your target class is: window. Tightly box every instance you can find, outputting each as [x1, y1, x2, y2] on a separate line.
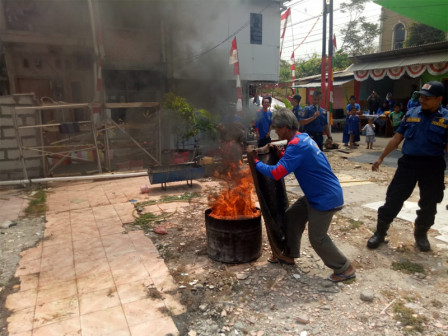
[250, 13, 262, 45]
[393, 23, 405, 50]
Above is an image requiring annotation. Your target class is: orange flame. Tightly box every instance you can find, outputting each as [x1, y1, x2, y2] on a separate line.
[209, 165, 259, 219]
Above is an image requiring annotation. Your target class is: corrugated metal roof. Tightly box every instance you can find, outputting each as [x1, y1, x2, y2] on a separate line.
[292, 78, 352, 88]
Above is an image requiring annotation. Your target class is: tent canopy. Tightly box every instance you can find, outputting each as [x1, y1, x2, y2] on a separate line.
[374, 0, 448, 32]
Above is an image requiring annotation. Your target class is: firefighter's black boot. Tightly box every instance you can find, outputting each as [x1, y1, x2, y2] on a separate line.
[414, 226, 430, 252]
[367, 220, 390, 249]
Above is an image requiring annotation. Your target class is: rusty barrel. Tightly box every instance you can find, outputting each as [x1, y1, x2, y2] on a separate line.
[204, 208, 262, 264]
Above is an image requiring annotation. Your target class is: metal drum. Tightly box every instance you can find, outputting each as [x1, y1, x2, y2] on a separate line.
[204, 209, 262, 264]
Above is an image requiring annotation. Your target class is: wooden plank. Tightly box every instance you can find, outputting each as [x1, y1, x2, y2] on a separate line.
[18, 121, 92, 129]
[105, 102, 160, 109]
[14, 103, 90, 111]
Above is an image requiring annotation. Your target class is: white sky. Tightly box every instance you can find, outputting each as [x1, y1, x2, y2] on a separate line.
[281, 0, 382, 60]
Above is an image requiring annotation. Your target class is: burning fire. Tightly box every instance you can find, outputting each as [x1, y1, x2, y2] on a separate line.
[209, 165, 259, 219]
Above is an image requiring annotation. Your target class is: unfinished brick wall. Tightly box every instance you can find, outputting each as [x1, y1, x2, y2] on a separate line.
[0, 94, 43, 181]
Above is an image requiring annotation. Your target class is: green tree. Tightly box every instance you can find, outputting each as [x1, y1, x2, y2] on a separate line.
[339, 0, 380, 56]
[295, 54, 322, 78]
[404, 23, 446, 47]
[332, 50, 351, 71]
[279, 59, 292, 82]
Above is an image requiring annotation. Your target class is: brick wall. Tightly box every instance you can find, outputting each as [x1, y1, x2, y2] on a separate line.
[0, 94, 43, 181]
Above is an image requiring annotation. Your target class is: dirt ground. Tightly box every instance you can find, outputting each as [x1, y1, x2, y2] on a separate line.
[1, 140, 448, 336]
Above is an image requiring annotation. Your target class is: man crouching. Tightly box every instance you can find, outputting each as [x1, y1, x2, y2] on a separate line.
[253, 108, 356, 282]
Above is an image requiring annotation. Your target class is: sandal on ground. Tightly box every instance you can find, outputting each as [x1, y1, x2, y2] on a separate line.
[328, 272, 356, 282]
[276, 255, 295, 265]
[267, 254, 279, 263]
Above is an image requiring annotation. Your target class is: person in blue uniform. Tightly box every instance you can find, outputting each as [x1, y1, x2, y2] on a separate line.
[255, 96, 272, 147]
[347, 107, 361, 148]
[291, 94, 303, 121]
[342, 95, 361, 146]
[254, 108, 356, 282]
[302, 91, 332, 150]
[407, 91, 421, 110]
[367, 81, 448, 252]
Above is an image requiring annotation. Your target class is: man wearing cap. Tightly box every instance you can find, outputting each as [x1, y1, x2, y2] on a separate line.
[302, 91, 332, 150]
[367, 81, 448, 252]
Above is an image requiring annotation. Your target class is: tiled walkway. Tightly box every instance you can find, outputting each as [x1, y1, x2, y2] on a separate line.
[5, 177, 185, 336]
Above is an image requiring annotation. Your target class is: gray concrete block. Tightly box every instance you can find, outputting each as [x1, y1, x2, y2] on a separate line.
[25, 158, 42, 169]
[21, 138, 39, 147]
[25, 117, 37, 125]
[0, 159, 22, 170]
[8, 170, 30, 180]
[0, 106, 13, 115]
[0, 96, 17, 105]
[0, 117, 13, 126]
[7, 149, 20, 160]
[0, 138, 18, 148]
[2, 128, 16, 138]
[0, 151, 4, 160]
[27, 168, 42, 178]
[18, 128, 38, 137]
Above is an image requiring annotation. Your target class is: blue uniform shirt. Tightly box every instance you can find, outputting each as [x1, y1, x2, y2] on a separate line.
[255, 133, 343, 211]
[303, 105, 328, 133]
[345, 103, 360, 112]
[397, 106, 448, 157]
[347, 115, 360, 133]
[255, 109, 272, 140]
[292, 105, 304, 120]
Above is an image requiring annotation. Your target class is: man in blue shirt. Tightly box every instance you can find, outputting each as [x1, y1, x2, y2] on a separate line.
[254, 108, 355, 282]
[255, 96, 272, 147]
[291, 94, 303, 121]
[302, 91, 332, 150]
[367, 81, 448, 252]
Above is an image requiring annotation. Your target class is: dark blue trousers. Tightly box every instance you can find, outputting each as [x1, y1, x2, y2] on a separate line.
[378, 155, 445, 229]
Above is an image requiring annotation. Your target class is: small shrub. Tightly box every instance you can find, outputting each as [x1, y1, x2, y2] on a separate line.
[393, 301, 427, 333]
[391, 260, 425, 274]
[340, 218, 363, 232]
[24, 189, 47, 216]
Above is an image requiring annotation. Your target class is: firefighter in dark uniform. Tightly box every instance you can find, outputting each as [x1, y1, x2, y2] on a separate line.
[302, 91, 332, 151]
[367, 81, 448, 252]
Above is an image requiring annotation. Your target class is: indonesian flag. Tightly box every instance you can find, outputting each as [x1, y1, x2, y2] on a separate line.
[333, 33, 337, 51]
[229, 37, 242, 112]
[229, 37, 238, 65]
[229, 37, 240, 75]
[280, 8, 291, 57]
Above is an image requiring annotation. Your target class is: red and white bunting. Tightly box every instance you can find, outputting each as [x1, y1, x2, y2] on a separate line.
[229, 37, 242, 112]
[406, 64, 426, 78]
[428, 62, 448, 76]
[355, 62, 448, 81]
[279, 8, 291, 57]
[387, 67, 405, 80]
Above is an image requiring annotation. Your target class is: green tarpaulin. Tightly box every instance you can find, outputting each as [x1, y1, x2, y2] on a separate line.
[374, 0, 448, 32]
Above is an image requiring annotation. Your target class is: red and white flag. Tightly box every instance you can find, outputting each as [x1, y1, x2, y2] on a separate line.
[279, 8, 291, 57]
[290, 51, 296, 93]
[333, 33, 337, 52]
[229, 37, 242, 112]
